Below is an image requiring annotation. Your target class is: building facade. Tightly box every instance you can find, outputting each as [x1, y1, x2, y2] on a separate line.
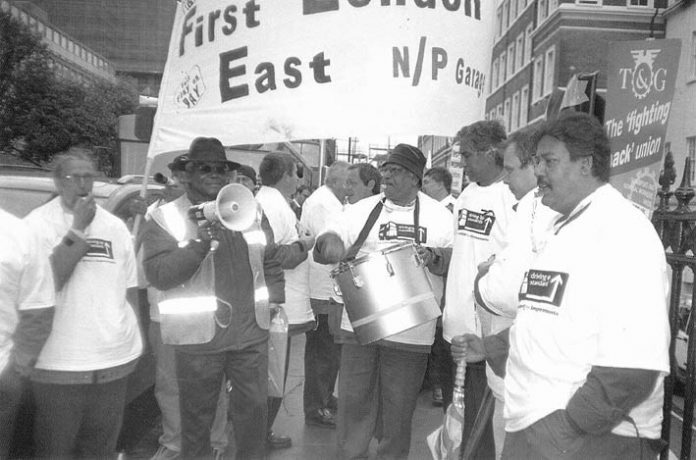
[29, 0, 176, 95]
[1, 0, 116, 84]
[663, 0, 696, 183]
[486, 0, 666, 133]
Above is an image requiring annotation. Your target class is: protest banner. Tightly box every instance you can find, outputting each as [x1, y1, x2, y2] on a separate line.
[147, 0, 496, 159]
[605, 39, 681, 216]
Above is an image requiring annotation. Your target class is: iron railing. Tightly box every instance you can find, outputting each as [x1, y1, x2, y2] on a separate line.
[653, 156, 696, 460]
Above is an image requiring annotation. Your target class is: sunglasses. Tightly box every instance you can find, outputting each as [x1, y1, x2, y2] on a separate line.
[191, 162, 232, 175]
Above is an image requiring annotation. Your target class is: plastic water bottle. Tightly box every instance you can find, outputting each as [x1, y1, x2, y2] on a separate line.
[452, 359, 466, 409]
[268, 306, 289, 398]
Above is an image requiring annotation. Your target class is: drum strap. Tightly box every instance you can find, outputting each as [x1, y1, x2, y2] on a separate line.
[343, 196, 421, 261]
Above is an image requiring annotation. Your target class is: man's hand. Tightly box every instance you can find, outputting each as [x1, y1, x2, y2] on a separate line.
[451, 333, 486, 363]
[415, 245, 434, 266]
[128, 196, 148, 217]
[297, 223, 316, 250]
[316, 233, 345, 264]
[197, 222, 222, 242]
[72, 194, 96, 231]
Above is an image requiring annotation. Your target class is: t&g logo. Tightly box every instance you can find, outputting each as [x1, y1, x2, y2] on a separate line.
[618, 49, 667, 99]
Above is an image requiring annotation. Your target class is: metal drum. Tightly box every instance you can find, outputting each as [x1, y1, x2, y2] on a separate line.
[330, 242, 441, 344]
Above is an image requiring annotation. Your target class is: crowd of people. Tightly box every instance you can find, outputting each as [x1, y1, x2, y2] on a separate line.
[0, 112, 671, 460]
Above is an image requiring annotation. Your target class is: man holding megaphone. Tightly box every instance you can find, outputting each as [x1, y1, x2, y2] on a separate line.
[142, 137, 285, 459]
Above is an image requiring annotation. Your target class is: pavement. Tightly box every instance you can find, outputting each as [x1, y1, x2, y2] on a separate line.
[125, 333, 445, 460]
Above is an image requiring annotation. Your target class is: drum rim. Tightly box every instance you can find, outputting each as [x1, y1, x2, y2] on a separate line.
[330, 241, 416, 276]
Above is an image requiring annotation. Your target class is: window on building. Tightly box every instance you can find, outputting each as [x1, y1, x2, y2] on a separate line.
[490, 109, 497, 121]
[20, 11, 28, 24]
[689, 137, 696, 182]
[520, 85, 529, 126]
[496, 7, 503, 38]
[493, 58, 499, 89]
[511, 0, 518, 21]
[10, 6, 19, 18]
[516, 33, 525, 70]
[549, 0, 559, 12]
[504, 98, 512, 131]
[501, 51, 507, 83]
[512, 92, 521, 131]
[629, 0, 649, 6]
[508, 43, 516, 76]
[525, 24, 533, 64]
[690, 31, 696, 80]
[544, 47, 555, 96]
[538, 0, 547, 23]
[576, 0, 602, 4]
[533, 56, 544, 100]
[504, 0, 510, 30]
[497, 104, 504, 120]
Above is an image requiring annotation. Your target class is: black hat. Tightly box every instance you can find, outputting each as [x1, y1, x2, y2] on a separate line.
[383, 144, 427, 180]
[167, 154, 189, 172]
[186, 137, 240, 170]
[236, 164, 257, 184]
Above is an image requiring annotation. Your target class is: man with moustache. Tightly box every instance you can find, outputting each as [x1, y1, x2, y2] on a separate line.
[25, 148, 142, 458]
[453, 113, 670, 459]
[143, 137, 285, 459]
[315, 145, 453, 459]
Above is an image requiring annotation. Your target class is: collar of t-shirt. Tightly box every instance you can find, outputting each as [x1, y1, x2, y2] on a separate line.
[552, 183, 609, 234]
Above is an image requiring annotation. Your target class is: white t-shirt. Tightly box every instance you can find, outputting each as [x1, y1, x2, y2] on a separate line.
[300, 185, 345, 300]
[25, 198, 142, 371]
[256, 186, 313, 325]
[505, 184, 670, 439]
[443, 181, 516, 342]
[0, 209, 55, 372]
[327, 192, 453, 346]
[440, 194, 457, 213]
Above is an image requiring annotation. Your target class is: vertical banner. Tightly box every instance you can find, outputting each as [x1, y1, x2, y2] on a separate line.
[148, 0, 496, 158]
[605, 39, 681, 216]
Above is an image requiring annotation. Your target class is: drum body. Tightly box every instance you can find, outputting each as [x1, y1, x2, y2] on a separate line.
[331, 242, 441, 344]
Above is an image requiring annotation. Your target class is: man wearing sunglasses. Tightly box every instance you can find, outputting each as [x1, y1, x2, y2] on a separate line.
[143, 137, 285, 459]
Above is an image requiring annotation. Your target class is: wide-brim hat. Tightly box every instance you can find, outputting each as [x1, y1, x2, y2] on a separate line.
[185, 137, 240, 170]
[382, 144, 427, 180]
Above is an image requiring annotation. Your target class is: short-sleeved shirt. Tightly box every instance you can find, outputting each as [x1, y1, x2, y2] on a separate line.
[0, 209, 55, 371]
[25, 198, 142, 371]
[327, 192, 454, 348]
[505, 184, 670, 438]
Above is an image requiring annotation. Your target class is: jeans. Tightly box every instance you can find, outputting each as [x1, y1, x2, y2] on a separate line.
[176, 341, 268, 459]
[33, 376, 128, 459]
[501, 410, 663, 460]
[0, 364, 23, 459]
[304, 302, 342, 416]
[149, 322, 228, 453]
[337, 343, 428, 460]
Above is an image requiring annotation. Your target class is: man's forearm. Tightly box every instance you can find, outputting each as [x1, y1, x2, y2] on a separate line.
[51, 229, 90, 291]
[13, 307, 55, 371]
[427, 247, 452, 276]
[565, 366, 659, 435]
[483, 328, 510, 377]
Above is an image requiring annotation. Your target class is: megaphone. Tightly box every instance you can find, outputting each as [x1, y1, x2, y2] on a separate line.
[188, 184, 259, 231]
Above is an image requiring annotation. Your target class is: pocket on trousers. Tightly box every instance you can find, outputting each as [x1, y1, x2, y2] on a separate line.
[527, 410, 585, 459]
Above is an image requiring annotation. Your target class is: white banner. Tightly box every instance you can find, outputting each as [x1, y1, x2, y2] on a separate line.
[148, 0, 495, 158]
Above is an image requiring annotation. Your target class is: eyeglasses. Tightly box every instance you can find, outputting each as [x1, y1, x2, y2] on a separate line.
[64, 174, 96, 184]
[380, 165, 407, 176]
[192, 162, 231, 175]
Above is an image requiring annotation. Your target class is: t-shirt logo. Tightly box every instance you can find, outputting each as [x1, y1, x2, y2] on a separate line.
[85, 238, 114, 260]
[378, 222, 427, 243]
[458, 209, 496, 237]
[519, 269, 569, 307]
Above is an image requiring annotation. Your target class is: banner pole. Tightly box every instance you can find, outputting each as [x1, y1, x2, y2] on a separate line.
[319, 139, 326, 186]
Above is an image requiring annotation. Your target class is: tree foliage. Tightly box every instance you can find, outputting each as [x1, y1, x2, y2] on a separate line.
[0, 11, 138, 172]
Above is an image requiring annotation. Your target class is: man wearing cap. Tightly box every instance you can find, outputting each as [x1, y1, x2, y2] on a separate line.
[315, 144, 453, 459]
[235, 164, 258, 194]
[143, 137, 285, 459]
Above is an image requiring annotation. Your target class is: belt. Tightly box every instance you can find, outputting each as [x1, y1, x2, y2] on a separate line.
[31, 359, 139, 385]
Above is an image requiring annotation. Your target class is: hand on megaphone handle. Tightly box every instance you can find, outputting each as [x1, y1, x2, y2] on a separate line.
[197, 222, 223, 243]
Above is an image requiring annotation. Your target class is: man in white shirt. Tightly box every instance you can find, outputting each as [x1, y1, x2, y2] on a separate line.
[256, 153, 316, 449]
[300, 161, 350, 428]
[453, 113, 670, 459]
[0, 209, 55, 459]
[315, 145, 453, 459]
[434, 120, 515, 459]
[345, 163, 381, 205]
[25, 149, 142, 458]
[423, 167, 457, 212]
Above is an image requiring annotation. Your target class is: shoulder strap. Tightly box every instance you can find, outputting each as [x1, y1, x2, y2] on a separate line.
[343, 198, 385, 261]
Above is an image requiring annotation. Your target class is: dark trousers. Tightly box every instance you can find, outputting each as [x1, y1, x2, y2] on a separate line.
[424, 326, 448, 390]
[0, 364, 23, 460]
[337, 343, 428, 460]
[33, 376, 128, 459]
[304, 307, 341, 416]
[176, 341, 268, 460]
[501, 410, 663, 460]
[441, 346, 495, 460]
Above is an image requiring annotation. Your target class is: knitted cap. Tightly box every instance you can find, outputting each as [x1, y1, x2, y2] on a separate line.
[383, 144, 427, 180]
